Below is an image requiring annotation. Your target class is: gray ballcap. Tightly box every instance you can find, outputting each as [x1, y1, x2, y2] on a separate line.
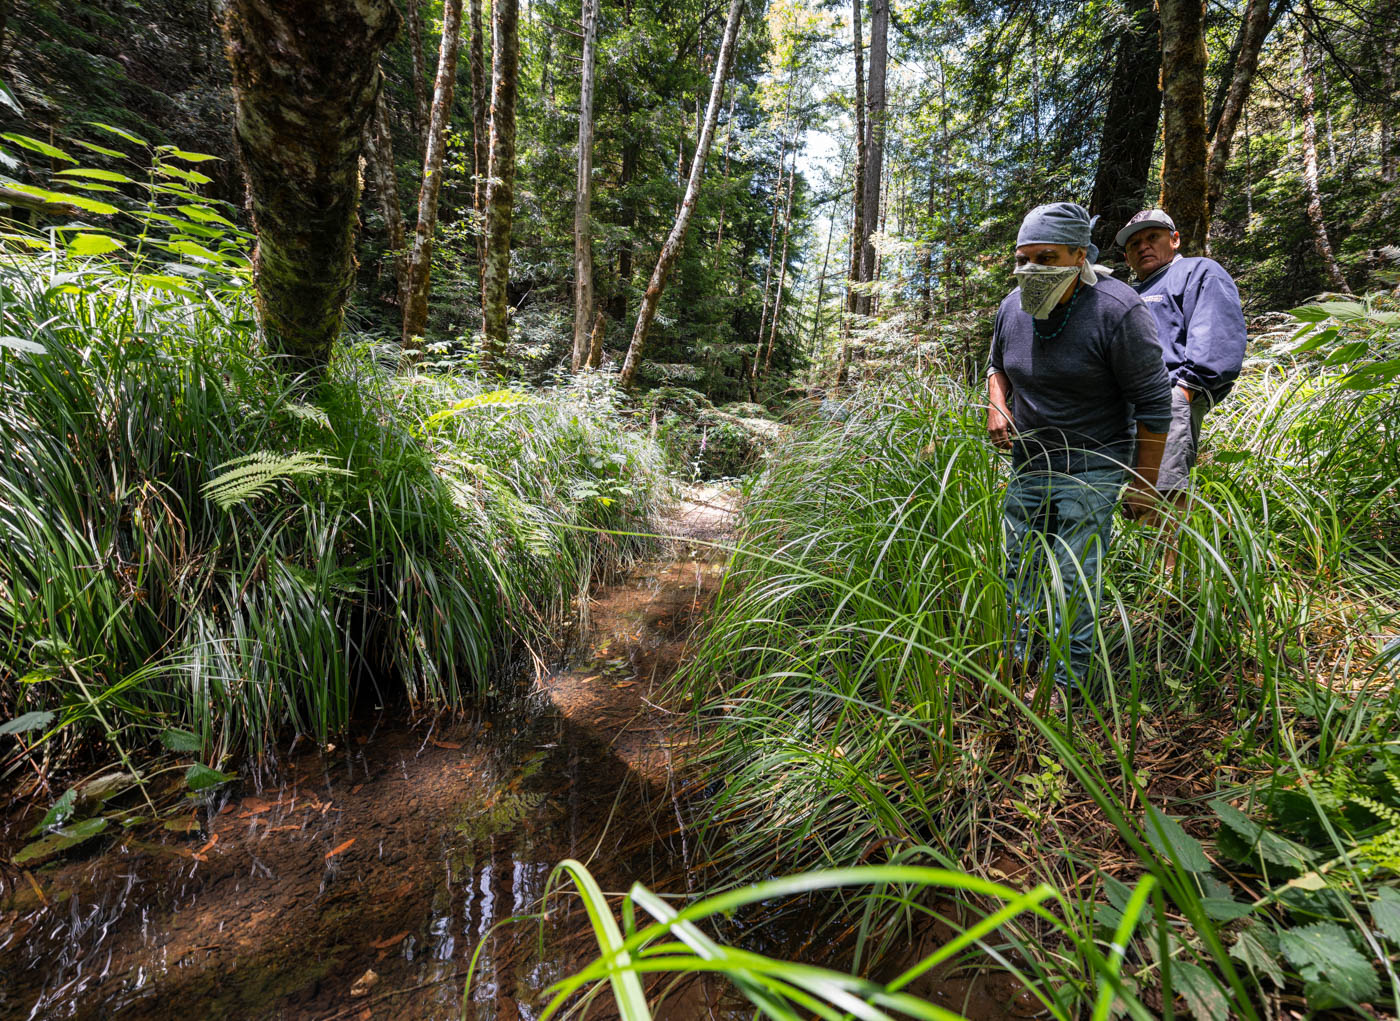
[1115, 209, 1177, 247]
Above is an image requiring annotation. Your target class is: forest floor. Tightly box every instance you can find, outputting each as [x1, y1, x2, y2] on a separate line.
[0, 486, 741, 1021]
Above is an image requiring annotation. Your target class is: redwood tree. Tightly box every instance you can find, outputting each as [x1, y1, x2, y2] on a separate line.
[219, 0, 399, 373]
[480, 0, 521, 371]
[571, 0, 599, 372]
[1204, 0, 1284, 221]
[1158, 0, 1210, 254]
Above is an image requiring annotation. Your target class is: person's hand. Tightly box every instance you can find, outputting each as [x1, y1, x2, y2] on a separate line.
[987, 406, 1014, 450]
[1121, 477, 1161, 524]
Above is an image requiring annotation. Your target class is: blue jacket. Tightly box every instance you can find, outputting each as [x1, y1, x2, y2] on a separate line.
[1133, 256, 1247, 398]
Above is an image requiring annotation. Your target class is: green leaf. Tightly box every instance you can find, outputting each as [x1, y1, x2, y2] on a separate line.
[156, 146, 220, 163]
[1372, 886, 1400, 945]
[1340, 359, 1400, 390]
[1172, 961, 1228, 1021]
[1316, 300, 1368, 322]
[53, 167, 135, 184]
[0, 710, 55, 735]
[13, 817, 107, 865]
[2, 183, 119, 215]
[1289, 304, 1332, 323]
[0, 77, 23, 116]
[1291, 326, 1338, 353]
[0, 132, 76, 163]
[160, 729, 203, 753]
[1229, 926, 1283, 988]
[1322, 341, 1370, 366]
[1279, 922, 1380, 1008]
[67, 233, 124, 257]
[158, 163, 214, 186]
[72, 139, 128, 159]
[33, 788, 77, 833]
[1211, 450, 1253, 465]
[1143, 805, 1211, 873]
[1210, 799, 1316, 869]
[176, 203, 236, 227]
[86, 121, 148, 146]
[1200, 896, 1253, 921]
[185, 763, 233, 791]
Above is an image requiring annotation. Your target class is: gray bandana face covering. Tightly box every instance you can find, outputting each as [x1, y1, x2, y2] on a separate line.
[1013, 263, 1080, 319]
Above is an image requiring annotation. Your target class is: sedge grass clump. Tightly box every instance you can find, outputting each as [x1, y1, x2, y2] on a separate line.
[679, 350, 1400, 1015]
[0, 240, 669, 769]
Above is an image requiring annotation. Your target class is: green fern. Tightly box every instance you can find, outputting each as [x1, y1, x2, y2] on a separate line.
[201, 451, 351, 510]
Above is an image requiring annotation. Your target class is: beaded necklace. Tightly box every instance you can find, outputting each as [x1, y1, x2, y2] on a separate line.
[1032, 281, 1082, 342]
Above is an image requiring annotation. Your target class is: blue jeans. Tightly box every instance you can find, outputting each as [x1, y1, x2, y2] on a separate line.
[1003, 468, 1124, 690]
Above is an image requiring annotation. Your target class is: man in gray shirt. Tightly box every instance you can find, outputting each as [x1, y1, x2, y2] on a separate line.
[986, 202, 1173, 702]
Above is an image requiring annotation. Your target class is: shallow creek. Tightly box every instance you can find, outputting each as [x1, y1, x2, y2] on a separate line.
[1, 492, 738, 1020]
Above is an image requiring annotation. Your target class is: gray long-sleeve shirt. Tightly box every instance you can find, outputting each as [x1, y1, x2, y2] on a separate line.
[988, 276, 1173, 475]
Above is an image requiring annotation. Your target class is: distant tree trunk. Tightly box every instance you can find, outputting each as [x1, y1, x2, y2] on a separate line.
[618, 0, 743, 390]
[571, 0, 598, 371]
[364, 84, 407, 303]
[219, 0, 399, 374]
[470, 0, 489, 279]
[809, 197, 837, 359]
[587, 307, 607, 367]
[1158, 0, 1209, 255]
[1204, 0, 1279, 222]
[406, 0, 430, 149]
[611, 132, 639, 322]
[1301, 34, 1350, 293]
[757, 151, 798, 383]
[921, 159, 934, 321]
[480, 0, 520, 371]
[401, 0, 464, 350]
[859, 0, 887, 302]
[711, 91, 738, 265]
[1088, 0, 1162, 254]
[844, 0, 867, 325]
[755, 127, 793, 374]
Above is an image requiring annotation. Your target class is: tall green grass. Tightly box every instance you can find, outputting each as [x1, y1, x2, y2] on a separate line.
[0, 241, 669, 766]
[676, 342, 1400, 1015]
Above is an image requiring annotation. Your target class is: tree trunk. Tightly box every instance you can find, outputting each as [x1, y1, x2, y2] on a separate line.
[401, 0, 465, 350]
[757, 150, 798, 382]
[711, 90, 738, 266]
[364, 84, 407, 304]
[1301, 34, 1350, 293]
[844, 0, 867, 324]
[1158, 0, 1210, 255]
[921, 158, 934, 322]
[570, 0, 598, 371]
[617, 0, 742, 390]
[755, 127, 793, 376]
[859, 0, 887, 302]
[406, 0, 430, 151]
[809, 195, 837, 361]
[1205, 0, 1278, 222]
[219, 0, 399, 374]
[470, 0, 489, 279]
[480, 0, 521, 371]
[587, 307, 607, 368]
[1087, 0, 1162, 254]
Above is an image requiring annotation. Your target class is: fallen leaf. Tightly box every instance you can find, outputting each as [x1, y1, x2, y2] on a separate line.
[195, 832, 219, 856]
[218, 804, 235, 815]
[23, 870, 48, 906]
[324, 837, 355, 860]
[430, 739, 462, 750]
[239, 798, 273, 816]
[268, 824, 302, 833]
[371, 930, 410, 949]
[351, 784, 363, 795]
[350, 968, 378, 997]
[577, 675, 601, 684]
[163, 815, 201, 834]
[614, 681, 637, 688]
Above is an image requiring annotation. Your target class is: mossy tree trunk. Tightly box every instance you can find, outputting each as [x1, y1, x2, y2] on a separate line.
[470, 0, 489, 283]
[220, 0, 399, 374]
[842, 0, 867, 349]
[1301, 33, 1351, 293]
[1204, 0, 1281, 223]
[859, 0, 887, 309]
[480, 0, 521, 372]
[1158, 0, 1209, 255]
[570, 0, 598, 372]
[401, 0, 465, 350]
[363, 85, 407, 305]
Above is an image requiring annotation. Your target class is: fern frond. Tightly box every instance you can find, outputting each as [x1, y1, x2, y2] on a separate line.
[284, 402, 333, 433]
[202, 451, 351, 510]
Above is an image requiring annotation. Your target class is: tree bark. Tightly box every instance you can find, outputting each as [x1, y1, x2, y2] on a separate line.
[755, 121, 794, 377]
[1158, 0, 1210, 255]
[809, 194, 837, 361]
[617, 0, 743, 390]
[757, 149, 798, 383]
[470, 0, 489, 277]
[1088, 0, 1162, 254]
[1301, 34, 1350, 293]
[859, 0, 887, 304]
[1204, 0, 1279, 222]
[219, 0, 399, 374]
[480, 0, 521, 371]
[363, 83, 407, 304]
[406, 0, 430, 150]
[587, 307, 607, 368]
[711, 90, 738, 266]
[570, 0, 599, 371]
[401, 0, 465, 350]
[844, 0, 867, 325]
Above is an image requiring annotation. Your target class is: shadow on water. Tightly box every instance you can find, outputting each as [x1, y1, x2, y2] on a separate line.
[0, 495, 740, 1021]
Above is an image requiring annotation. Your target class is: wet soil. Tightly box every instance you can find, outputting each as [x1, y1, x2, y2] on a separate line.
[0, 488, 736, 1021]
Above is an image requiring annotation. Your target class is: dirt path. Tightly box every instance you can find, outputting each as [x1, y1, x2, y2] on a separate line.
[0, 487, 735, 1021]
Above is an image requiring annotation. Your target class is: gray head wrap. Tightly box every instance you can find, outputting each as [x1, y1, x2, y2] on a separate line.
[1016, 201, 1100, 265]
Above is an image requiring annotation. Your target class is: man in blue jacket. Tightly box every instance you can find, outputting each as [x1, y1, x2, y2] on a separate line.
[1116, 210, 1248, 503]
[988, 202, 1173, 701]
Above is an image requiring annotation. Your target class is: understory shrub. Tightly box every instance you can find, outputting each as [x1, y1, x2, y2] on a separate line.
[641, 384, 780, 479]
[0, 246, 669, 766]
